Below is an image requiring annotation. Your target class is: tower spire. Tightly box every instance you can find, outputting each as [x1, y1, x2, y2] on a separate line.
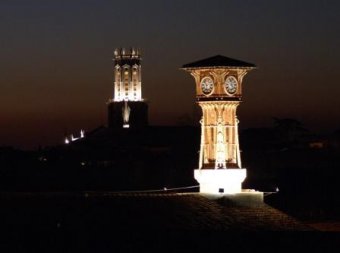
[107, 47, 148, 129]
[112, 47, 143, 102]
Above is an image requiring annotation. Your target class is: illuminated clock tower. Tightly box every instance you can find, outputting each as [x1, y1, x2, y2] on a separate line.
[107, 48, 148, 128]
[182, 55, 256, 194]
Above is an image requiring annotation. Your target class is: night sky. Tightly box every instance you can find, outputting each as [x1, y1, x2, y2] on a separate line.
[1, 0, 340, 149]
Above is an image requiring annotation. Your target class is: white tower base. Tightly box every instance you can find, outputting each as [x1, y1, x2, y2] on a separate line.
[194, 169, 246, 194]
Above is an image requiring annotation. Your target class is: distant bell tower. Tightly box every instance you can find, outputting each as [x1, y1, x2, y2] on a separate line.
[108, 48, 148, 128]
[182, 55, 256, 194]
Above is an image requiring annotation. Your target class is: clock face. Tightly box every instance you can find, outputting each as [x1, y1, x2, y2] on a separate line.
[200, 77, 214, 95]
[224, 76, 238, 94]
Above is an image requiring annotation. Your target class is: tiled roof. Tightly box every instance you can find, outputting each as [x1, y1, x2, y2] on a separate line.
[1, 192, 311, 232]
[182, 55, 256, 69]
[93, 192, 312, 231]
[2, 192, 331, 251]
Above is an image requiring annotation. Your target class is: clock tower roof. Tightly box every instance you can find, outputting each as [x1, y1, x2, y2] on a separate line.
[182, 55, 256, 69]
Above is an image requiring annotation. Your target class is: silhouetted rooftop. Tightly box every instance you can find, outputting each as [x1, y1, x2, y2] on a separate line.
[1, 191, 311, 232]
[1, 191, 323, 252]
[182, 55, 256, 69]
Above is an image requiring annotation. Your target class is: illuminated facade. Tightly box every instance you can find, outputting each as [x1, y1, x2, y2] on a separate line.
[182, 55, 256, 194]
[108, 48, 148, 128]
[112, 48, 142, 102]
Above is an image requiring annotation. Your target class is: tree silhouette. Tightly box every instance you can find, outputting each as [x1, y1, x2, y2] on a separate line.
[272, 117, 308, 145]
